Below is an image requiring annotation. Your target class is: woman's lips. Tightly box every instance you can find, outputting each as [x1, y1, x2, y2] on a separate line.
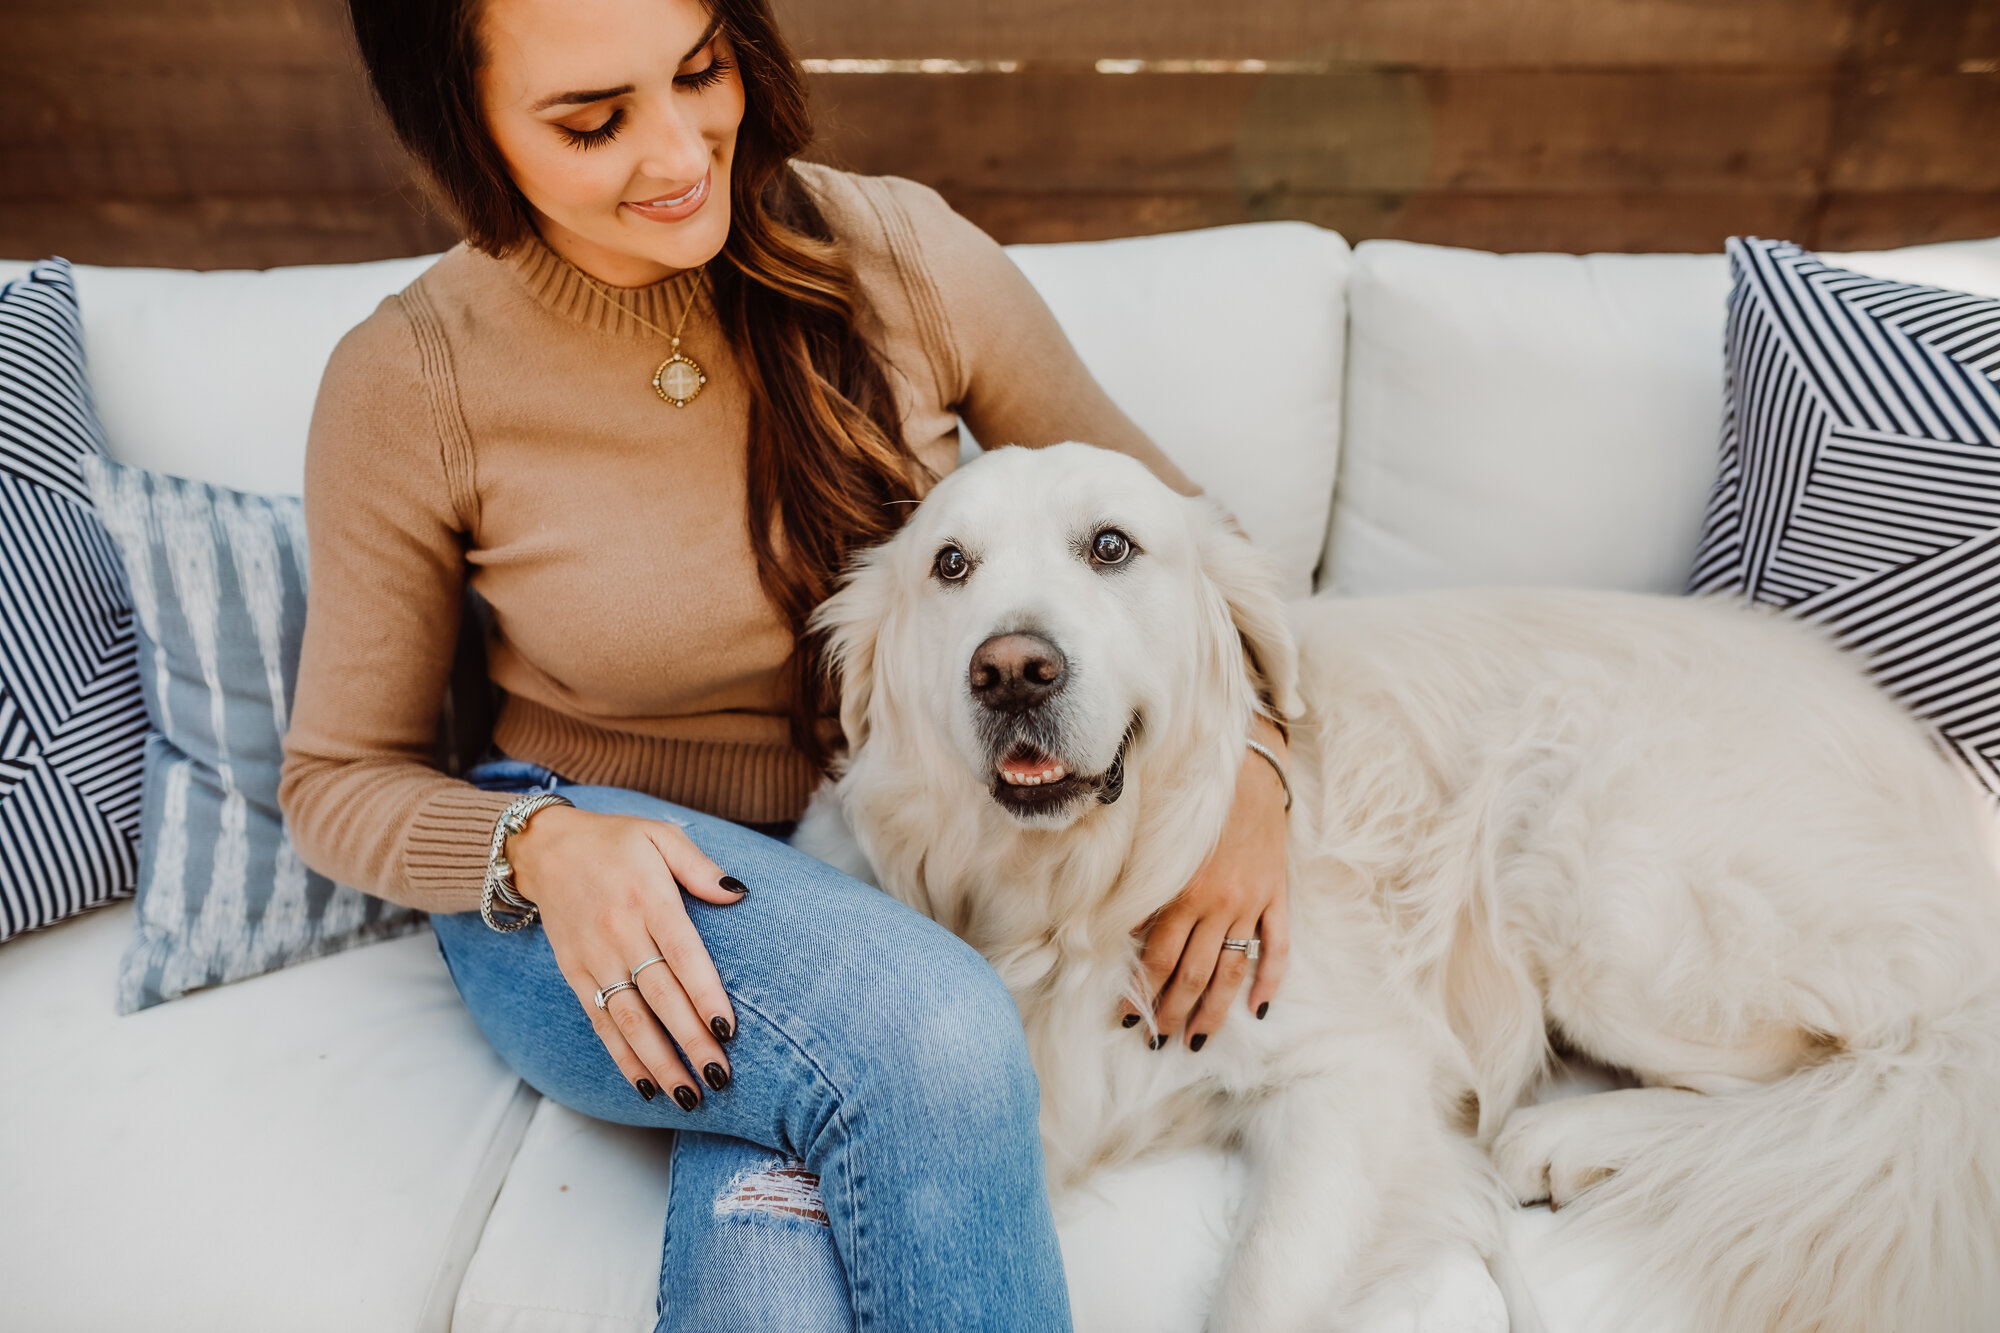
[621, 170, 710, 224]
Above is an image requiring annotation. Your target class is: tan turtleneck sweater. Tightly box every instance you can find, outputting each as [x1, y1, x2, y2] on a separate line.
[277, 162, 1194, 913]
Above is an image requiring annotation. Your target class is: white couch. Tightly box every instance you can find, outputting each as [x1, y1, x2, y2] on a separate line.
[5, 224, 1999, 1333]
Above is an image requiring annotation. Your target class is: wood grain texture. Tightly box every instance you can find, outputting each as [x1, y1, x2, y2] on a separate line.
[0, 196, 460, 271]
[2, 0, 1995, 266]
[1851, 0, 2000, 69]
[1, 68, 409, 198]
[1821, 192, 2000, 250]
[808, 71, 1835, 193]
[1829, 72, 2000, 191]
[773, 0, 1860, 66]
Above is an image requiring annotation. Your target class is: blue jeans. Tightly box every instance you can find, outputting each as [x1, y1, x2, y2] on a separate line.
[431, 758, 1072, 1333]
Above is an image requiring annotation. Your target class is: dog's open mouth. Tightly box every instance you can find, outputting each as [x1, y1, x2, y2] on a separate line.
[988, 724, 1134, 815]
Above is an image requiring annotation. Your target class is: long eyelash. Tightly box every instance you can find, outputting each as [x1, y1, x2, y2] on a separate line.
[556, 110, 624, 150]
[677, 56, 732, 90]
[553, 55, 728, 151]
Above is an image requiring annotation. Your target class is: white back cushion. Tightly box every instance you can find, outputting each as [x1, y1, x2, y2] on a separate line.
[0, 255, 440, 496]
[5, 222, 1350, 596]
[1004, 222, 1350, 600]
[1326, 235, 2000, 596]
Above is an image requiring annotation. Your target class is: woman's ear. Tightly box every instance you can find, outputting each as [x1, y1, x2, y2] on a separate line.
[1195, 503, 1300, 724]
[810, 546, 893, 753]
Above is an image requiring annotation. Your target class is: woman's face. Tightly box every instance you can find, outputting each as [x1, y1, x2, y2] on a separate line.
[478, 0, 744, 287]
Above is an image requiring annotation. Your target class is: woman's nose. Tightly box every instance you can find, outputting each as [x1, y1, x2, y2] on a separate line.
[630, 99, 714, 187]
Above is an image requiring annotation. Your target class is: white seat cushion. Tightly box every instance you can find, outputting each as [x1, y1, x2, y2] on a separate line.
[1002, 222, 1351, 599]
[456, 1103, 1513, 1333]
[453, 1099, 676, 1333]
[0, 901, 536, 1333]
[454, 1099, 1251, 1333]
[1326, 235, 2000, 597]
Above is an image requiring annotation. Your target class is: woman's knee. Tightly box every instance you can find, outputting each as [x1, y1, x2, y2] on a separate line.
[854, 935, 1043, 1139]
[662, 1134, 852, 1333]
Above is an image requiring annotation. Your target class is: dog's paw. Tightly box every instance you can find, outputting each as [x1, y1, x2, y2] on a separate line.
[1492, 1098, 1621, 1210]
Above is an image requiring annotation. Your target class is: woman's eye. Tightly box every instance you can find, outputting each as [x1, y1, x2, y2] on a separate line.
[555, 110, 624, 150]
[934, 546, 970, 582]
[676, 54, 732, 90]
[1091, 529, 1133, 565]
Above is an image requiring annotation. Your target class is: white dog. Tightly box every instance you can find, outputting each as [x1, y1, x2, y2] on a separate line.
[799, 443, 2000, 1333]
[800, 443, 1510, 1331]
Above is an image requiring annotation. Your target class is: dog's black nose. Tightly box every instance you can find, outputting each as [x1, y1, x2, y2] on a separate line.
[969, 633, 1067, 710]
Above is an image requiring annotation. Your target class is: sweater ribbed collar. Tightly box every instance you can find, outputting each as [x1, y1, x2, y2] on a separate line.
[503, 230, 709, 339]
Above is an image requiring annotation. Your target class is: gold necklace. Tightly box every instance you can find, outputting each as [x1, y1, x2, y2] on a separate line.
[573, 264, 711, 407]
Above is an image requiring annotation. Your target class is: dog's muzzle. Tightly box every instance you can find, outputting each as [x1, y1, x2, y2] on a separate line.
[969, 629, 1135, 816]
[987, 719, 1136, 816]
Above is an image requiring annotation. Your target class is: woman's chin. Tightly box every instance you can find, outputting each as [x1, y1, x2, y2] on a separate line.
[613, 206, 729, 277]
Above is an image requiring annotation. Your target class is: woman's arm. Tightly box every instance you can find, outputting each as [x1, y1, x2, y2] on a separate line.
[278, 298, 515, 913]
[876, 177, 1201, 496]
[1122, 712, 1291, 1046]
[281, 292, 746, 1106]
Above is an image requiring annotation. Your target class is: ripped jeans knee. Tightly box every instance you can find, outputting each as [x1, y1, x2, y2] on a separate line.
[714, 1154, 830, 1226]
[659, 1132, 851, 1333]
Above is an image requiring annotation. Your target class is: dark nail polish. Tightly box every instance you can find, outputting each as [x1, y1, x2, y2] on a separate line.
[1121, 1013, 1141, 1029]
[1256, 1002, 1270, 1020]
[1189, 1033, 1208, 1052]
[637, 1078, 657, 1102]
[1149, 1034, 1168, 1051]
[719, 876, 748, 897]
[710, 1015, 734, 1042]
[673, 1085, 699, 1112]
[703, 1061, 731, 1091]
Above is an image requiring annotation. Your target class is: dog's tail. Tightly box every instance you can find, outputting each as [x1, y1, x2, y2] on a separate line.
[1553, 991, 2000, 1333]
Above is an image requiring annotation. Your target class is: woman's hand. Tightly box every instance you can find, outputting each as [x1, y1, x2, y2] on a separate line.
[508, 805, 748, 1109]
[1121, 714, 1290, 1049]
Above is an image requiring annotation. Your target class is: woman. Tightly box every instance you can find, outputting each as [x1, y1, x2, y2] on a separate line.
[278, 0, 1292, 1327]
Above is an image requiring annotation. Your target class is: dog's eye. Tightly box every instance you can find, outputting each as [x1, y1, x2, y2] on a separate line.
[1091, 529, 1133, 566]
[934, 545, 970, 582]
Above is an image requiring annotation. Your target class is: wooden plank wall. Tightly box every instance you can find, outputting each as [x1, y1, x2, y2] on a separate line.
[2, 0, 1995, 268]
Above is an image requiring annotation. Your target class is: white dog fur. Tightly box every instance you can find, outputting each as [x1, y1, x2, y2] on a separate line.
[798, 443, 2000, 1333]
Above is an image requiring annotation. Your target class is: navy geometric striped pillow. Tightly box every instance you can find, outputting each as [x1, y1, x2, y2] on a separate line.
[1691, 237, 2000, 794]
[0, 260, 150, 939]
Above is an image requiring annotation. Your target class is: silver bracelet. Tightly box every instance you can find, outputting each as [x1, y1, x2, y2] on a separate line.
[480, 792, 574, 933]
[1244, 737, 1292, 813]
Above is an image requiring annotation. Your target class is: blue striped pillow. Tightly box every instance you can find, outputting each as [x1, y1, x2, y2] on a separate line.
[1691, 237, 2000, 794]
[0, 260, 149, 940]
[83, 459, 423, 1011]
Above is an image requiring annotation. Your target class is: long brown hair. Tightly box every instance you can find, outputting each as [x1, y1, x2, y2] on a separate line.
[347, 0, 925, 766]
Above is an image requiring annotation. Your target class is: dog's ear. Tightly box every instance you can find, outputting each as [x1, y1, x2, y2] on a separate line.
[810, 546, 892, 753]
[1195, 504, 1301, 724]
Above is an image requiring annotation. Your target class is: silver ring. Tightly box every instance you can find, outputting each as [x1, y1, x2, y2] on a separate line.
[594, 980, 639, 1010]
[630, 955, 668, 985]
[1221, 937, 1262, 961]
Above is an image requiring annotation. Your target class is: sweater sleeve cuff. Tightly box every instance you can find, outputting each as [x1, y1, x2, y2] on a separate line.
[400, 784, 520, 906]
